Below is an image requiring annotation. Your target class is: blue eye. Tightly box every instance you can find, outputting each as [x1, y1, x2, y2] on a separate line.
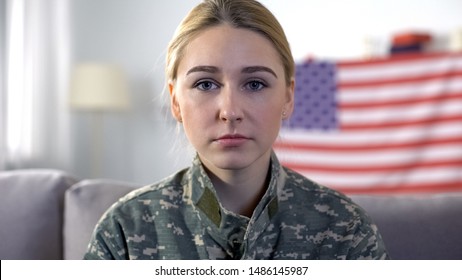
[245, 80, 266, 91]
[195, 80, 219, 91]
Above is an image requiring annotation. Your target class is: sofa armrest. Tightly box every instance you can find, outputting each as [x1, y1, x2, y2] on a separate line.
[0, 169, 79, 259]
[63, 179, 140, 260]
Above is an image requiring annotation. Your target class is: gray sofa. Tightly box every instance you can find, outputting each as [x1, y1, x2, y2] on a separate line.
[1, 169, 461, 260]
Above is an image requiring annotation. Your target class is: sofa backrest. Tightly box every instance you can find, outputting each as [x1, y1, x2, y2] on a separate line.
[4, 169, 458, 260]
[63, 178, 462, 260]
[63, 179, 140, 260]
[0, 169, 79, 260]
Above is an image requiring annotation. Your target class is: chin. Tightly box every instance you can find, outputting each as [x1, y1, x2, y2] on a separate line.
[205, 154, 254, 171]
[199, 146, 271, 172]
[213, 159, 250, 170]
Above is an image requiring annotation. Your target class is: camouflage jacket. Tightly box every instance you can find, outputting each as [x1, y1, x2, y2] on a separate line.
[84, 153, 389, 260]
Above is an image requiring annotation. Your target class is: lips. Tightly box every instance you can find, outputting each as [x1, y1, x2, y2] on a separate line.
[214, 134, 250, 147]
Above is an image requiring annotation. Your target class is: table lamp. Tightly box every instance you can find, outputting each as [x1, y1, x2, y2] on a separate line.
[69, 63, 130, 177]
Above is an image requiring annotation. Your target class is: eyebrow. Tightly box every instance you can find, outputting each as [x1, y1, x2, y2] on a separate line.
[186, 65, 278, 78]
[186, 66, 219, 75]
[242, 66, 278, 78]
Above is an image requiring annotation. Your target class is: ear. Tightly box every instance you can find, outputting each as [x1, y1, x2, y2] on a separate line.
[282, 78, 295, 119]
[169, 81, 182, 122]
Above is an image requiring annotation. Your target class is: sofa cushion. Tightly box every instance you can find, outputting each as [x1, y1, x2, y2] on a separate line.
[0, 169, 79, 259]
[350, 192, 462, 260]
[63, 179, 140, 260]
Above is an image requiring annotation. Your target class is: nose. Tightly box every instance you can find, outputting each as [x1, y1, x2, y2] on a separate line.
[218, 88, 243, 123]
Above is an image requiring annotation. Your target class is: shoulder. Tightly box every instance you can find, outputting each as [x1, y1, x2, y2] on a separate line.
[281, 167, 355, 208]
[279, 166, 374, 229]
[279, 167, 389, 259]
[85, 168, 191, 259]
[101, 167, 189, 220]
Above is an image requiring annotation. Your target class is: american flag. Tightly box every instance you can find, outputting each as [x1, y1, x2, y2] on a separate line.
[274, 52, 462, 194]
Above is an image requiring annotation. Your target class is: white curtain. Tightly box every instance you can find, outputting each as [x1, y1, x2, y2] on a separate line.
[1, 0, 72, 171]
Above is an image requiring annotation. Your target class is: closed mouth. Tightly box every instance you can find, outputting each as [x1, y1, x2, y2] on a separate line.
[214, 134, 250, 147]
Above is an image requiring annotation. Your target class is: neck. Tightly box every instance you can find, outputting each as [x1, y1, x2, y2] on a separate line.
[202, 154, 272, 217]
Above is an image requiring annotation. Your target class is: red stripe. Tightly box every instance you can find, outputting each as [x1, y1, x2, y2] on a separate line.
[337, 52, 462, 68]
[338, 71, 462, 89]
[335, 182, 462, 195]
[341, 114, 462, 130]
[274, 135, 462, 152]
[340, 91, 462, 110]
[283, 158, 462, 173]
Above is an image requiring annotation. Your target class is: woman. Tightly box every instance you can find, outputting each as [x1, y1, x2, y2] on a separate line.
[85, 0, 388, 260]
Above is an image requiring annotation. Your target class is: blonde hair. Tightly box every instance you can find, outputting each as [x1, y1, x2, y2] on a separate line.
[166, 0, 294, 86]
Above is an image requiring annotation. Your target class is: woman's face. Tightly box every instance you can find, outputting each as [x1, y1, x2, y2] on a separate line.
[170, 24, 294, 174]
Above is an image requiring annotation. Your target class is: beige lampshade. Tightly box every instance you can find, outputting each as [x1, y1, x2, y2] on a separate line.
[450, 27, 462, 52]
[70, 63, 130, 111]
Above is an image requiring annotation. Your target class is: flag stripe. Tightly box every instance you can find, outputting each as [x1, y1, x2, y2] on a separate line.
[334, 182, 462, 194]
[284, 158, 462, 173]
[339, 71, 462, 88]
[279, 142, 462, 167]
[340, 78, 462, 103]
[338, 52, 462, 68]
[341, 99, 462, 124]
[279, 122, 462, 144]
[341, 114, 462, 130]
[340, 91, 462, 109]
[275, 135, 462, 152]
[338, 55, 462, 84]
[339, 55, 462, 82]
[293, 167, 461, 188]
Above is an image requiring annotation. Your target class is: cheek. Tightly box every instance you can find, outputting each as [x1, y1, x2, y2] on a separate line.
[252, 103, 283, 131]
[263, 97, 285, 118]
[180, 97, 209, 121]
[179, 99, 212, 139]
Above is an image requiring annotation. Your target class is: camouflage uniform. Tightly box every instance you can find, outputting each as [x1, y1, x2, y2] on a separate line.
[84, 152, 389, 260]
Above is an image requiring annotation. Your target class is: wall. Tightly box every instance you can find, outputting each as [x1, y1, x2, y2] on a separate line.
[265, 0, 462, 60]
[0, 0, 6, 169]
[71, 0, 200, 183]
[70, 0, 462, 184]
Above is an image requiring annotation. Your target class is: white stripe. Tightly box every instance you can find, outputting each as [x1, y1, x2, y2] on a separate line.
[295, 167, 462, 189]
[278, 122, 462, 145]
[339, 77, 462, 103]
[338, 55, 462, 82]
[276, 144, 462, 167]
[340, 99, 462, 124]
